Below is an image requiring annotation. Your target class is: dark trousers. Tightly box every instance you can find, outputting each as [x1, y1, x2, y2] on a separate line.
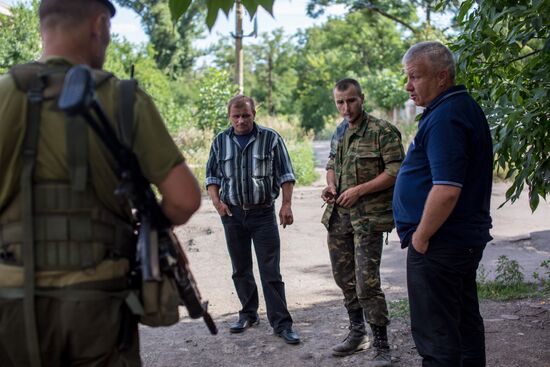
[407, 241, 486, 367]
[221, 205, 292, 332]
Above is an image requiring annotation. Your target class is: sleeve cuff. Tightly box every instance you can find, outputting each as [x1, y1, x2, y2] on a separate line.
[278, 173, 296, 186]
[384, 162, 402, 177]
[205, 177, 221, 188]
[432, 180, 463, 188]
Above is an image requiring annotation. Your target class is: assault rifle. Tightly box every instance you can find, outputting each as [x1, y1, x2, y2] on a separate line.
[58, 65, 217, 334]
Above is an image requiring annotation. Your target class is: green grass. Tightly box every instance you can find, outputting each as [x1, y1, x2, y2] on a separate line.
[476, 256, 550, 301]
[477, 282, 542, 301]
[388, 298, 410, 318]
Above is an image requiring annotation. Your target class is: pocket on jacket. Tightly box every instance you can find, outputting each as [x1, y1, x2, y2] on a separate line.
[356, 147, 381, 183]
[252, 153, 272, 178]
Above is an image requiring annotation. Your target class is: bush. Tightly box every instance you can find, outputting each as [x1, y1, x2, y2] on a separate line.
[260, 114, 318, 186]
[477, 255, 541, 301]
[287, 141, 319, 186]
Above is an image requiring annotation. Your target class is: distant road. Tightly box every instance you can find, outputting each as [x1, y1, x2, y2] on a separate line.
[312, 140, 330, 169]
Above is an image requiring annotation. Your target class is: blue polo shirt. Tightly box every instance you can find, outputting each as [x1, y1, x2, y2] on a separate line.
[393, 85, 493, 248]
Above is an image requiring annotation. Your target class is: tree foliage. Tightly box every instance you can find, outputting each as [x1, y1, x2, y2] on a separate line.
[0, 0, 40, 73]
[247, 30, 298, 116]
[452, 0, 550, 210]
[294, 10, 408, 131]
[168, 0, 274, 30]
[115, 0, 205, 76]
[196, 68, 239, 133]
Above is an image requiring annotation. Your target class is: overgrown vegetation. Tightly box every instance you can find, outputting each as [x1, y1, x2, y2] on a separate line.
[477, 255, 550, 301]
[0, 0, 318, 190]
[4, 0, 550, 206]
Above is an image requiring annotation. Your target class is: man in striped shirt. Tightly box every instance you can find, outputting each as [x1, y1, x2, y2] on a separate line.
[205, 95, 300, 344]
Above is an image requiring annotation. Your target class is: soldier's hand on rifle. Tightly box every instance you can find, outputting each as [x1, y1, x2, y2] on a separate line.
[336, 187, 361, 208]
[213, 200, 232, 217]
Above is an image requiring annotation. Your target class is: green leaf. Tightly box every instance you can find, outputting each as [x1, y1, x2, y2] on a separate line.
[169, 0, 192, 23]
[256, 0, 274, 14]
[457, 0, 474, 23]
[241, 0, 259, 18]
[529, 191, 540, 212]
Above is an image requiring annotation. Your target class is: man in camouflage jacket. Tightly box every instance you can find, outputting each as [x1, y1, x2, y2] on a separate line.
[321, 78, 404, 366]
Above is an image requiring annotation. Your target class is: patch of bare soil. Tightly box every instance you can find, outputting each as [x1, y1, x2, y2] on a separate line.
[138, 172, 550, 366]
[140, 297, 549, 367]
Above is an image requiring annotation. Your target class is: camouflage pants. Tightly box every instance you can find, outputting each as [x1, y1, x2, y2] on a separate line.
[327, 209, 389, 326]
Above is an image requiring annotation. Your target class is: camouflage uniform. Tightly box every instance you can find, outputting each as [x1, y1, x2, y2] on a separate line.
[322, 111, 404, 326]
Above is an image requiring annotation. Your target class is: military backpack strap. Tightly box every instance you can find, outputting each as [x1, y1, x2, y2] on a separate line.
[20, 73, 46, 367]
[117, 79, 137, 149]
[66, 116, 89, 192]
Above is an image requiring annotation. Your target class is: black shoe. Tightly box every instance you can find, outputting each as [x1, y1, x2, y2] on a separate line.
[229, 315, 259, 334]
[276, 328, 300, 344]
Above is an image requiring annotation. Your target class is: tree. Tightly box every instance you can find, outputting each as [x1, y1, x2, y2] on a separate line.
[0, 0, 40, 73]
[452, 0, 550, 211]
[248, 29, 298, 115]
[168, 0, 274, 30]
[195, 68, 239, 133]
[115, 0, 205, 76]
[306, 0, 460, 34]
[294, 10, 408, 131]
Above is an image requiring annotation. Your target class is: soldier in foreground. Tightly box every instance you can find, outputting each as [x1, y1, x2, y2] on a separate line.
[321, 78, 404, 366]
[0, 0, 201, 365]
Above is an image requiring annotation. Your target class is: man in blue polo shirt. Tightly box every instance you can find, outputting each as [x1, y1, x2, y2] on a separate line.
[393, 41, 493, 366]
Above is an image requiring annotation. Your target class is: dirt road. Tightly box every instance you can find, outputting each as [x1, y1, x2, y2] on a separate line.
[140, 141, 550, 367]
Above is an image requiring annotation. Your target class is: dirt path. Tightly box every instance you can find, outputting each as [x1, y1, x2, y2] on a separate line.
[139, 141, 550, 367]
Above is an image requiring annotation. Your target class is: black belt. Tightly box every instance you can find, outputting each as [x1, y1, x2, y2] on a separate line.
[233, 202, 273, 211]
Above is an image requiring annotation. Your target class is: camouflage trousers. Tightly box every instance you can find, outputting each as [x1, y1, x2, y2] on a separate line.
[327, 209, 389, 326]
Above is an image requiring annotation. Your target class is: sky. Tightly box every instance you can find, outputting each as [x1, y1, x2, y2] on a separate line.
[112, 0, 348, 47]
[4, 0, 347, 47]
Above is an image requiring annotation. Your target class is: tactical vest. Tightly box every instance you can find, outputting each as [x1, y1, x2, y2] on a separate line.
[0, 62, 135, 271]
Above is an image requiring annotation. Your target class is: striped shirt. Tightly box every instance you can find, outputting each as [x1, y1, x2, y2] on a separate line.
[205, 123, 295, 206]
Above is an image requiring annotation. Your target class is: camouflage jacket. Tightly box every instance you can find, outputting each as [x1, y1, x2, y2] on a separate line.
[321, 112, 405, 232]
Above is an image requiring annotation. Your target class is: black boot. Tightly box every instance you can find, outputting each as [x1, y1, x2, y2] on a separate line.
[332, 309, 370, 357]
[369, 324, 391, 366]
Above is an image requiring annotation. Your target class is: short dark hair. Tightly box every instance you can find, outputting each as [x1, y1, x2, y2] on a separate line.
[334, 78, 363, 95]
[227, 95, 256, 115]
[39, 0, 115, 24]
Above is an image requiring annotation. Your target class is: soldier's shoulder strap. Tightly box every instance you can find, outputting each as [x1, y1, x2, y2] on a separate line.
[117, 78, 138, 149]
[9, 62, 113, 99]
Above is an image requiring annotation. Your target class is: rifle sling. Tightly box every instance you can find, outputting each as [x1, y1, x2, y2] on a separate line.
[22, 75, 45, 367]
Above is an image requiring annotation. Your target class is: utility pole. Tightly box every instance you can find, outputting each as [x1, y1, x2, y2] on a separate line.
[231, 0, 256, 95]
[235, 0, 244, 94]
